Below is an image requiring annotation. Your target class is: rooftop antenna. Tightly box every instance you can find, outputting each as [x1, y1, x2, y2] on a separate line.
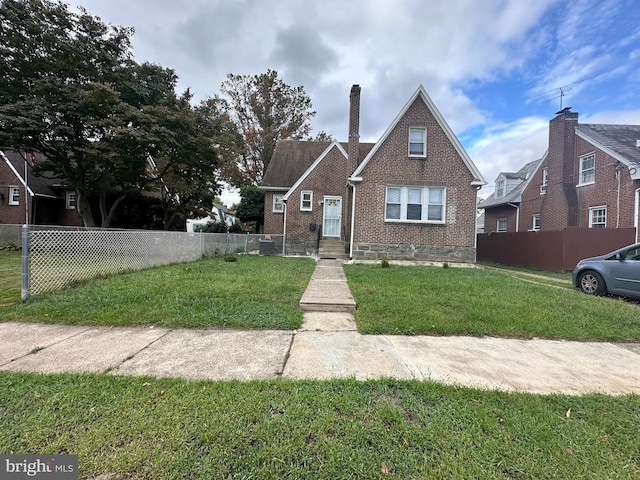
[559, 87, 564, 110]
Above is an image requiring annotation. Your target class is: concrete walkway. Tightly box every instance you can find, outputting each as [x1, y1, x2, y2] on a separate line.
[1, 259, 639, 395]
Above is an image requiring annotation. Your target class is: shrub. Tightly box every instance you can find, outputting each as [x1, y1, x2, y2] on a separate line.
[381, 257, 390, 268]
[195, 221, 228, 233]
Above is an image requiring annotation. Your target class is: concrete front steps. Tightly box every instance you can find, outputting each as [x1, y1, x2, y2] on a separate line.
[318, 238, 348, 260]
[299, 259, 356, 313]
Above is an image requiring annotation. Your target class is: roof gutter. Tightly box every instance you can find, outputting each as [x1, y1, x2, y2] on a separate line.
[508, 203, 520, 232]
[347, 177, 363, 259]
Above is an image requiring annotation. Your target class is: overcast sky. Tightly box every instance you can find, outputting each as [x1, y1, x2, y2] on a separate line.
[67, 0, 640, 205]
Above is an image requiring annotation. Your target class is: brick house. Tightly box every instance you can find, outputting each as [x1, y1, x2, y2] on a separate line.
[261, 85, 486, 262]
[481, 108, 640, 240]
[0, 150, 82, 226]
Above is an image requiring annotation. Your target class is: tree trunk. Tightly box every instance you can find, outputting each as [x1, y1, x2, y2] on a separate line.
[75, 190, 96, 227]
[100, 192, 127, 228]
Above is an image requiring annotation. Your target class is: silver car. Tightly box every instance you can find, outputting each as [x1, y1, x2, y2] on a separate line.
[573, 243, 640, 299]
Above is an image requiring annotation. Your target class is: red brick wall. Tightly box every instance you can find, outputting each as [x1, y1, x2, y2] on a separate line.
[352, 97, 478, 258]
[263, 191, 285, 234]
[519, 158, 546, 231]
[483, 205, 519, 233]
[0, 161, 30, 224]
[574, 136, 638, 229]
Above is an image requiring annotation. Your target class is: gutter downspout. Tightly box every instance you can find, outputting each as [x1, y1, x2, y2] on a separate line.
[282, 200, 287, 256]
[635, 187, 640, 243]
[348, 177, 363, 260]
[508, 203, 520, 232]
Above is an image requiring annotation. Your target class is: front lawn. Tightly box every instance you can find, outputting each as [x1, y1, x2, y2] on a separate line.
[344, 263, 640, 341]
[0, 255, 315, 330]
[1, 372, 638, 479]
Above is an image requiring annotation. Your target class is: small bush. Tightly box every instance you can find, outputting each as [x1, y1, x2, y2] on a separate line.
[195, 221, 228, 233]
[443, 262, 450, 269]
[381, 258, 390, 268]
[224, 255, 238, 262]
[0, 242, 21, 251]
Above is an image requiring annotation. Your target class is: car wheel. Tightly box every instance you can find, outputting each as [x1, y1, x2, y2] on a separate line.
[578, 271, 607, 296]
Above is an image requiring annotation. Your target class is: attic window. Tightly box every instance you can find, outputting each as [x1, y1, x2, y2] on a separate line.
[578, 153, 595, 186]
[495, 179, 505, 198]
[408, 127, 426, 157]
[540, 168, 548, 194]
[9, 186, 20, 205]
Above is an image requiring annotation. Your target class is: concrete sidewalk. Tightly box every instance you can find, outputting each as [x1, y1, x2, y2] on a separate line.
[1, 259, 639, 395]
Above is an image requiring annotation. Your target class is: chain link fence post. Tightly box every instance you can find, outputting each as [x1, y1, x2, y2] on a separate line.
[21, 224, 30, 301]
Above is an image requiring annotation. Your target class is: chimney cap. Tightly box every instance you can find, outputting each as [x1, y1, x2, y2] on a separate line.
[555, 106, 572, 115]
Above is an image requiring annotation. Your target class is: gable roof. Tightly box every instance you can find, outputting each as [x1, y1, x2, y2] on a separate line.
[575, 124, 640, 179]
[261, 140, 375, 190]
[350, 85, 486, 186]
[1, 150, 66, 199]
[479, 156, 543, 208]
[283, 142, 348, 201]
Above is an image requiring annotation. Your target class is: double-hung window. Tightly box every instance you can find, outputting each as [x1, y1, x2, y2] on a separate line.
[65, 191, 76, 210]
[540, 168, 548, 194]
[589, 206, 606, 228]
[9, 186, 20, 205]
[532, 214, 541, 231]
[495, 179, 505, 198]
[579, 153, 595, 185]
[273, 194, 284, 213]
[496, 218, 507, 232]
[408, 127, 426, 157]
[385, 186, 445, 223]
[300, 191, 312, 211]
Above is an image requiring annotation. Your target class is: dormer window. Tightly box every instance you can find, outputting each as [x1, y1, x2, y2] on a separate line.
[408, 127, 426, 157]
[495, 179, 505, 198]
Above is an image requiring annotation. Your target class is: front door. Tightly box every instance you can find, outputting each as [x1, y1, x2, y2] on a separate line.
[323, 196, 342, 237]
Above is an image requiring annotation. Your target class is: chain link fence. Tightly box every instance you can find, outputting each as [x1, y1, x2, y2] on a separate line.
[20, 225, 283, 299]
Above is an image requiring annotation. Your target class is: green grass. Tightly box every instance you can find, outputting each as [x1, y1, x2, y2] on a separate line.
[344, 263, 640, 341]
[0, 255, 315, 330]
[1, 372, 638, 480]
[0, 250, 21, 309]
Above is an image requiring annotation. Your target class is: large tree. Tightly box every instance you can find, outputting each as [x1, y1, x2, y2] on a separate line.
[0, 0, 223, 228]
[215, 70, 315, 187]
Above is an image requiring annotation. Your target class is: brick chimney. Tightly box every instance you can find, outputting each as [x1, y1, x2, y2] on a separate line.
[348, 85, 361, 174]
[540, 107, 579, 229]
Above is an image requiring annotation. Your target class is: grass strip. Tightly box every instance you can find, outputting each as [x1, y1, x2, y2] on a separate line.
[0, 255, 315, 330]
[1, 372, 638, 479]
[344, 263, 640, 341]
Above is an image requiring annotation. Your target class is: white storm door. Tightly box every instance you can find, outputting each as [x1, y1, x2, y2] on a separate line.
[323, 196, 342, 237]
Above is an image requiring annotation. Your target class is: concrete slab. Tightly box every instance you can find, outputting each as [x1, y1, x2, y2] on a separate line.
[2, 326, 168, 374]
[0, 321, 91, 365]
[113, 329, 293, 381]
[300, 312, 358, 331]
[283, 331, 412, 380]
[387, 336, 640, 395]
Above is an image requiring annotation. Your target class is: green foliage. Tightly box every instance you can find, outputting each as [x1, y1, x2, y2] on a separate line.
[215, 69, 315, 187]
[0, 0, 227, 228]
[223, 255, 238, 262]
[0, 242, 20, 251]
[442, 261, 450, 269]
[1, 373, 639, 479]
[194, 221, 228, 233]
[381, 257, 390, 268]
[228, 220, 246, 233]
[235, 185, 265, 232]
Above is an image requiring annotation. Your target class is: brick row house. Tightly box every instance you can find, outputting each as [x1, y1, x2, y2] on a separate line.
[261, 85, 486, 262]
[0, 150, 82, 226]
[481, 108, 640, 241]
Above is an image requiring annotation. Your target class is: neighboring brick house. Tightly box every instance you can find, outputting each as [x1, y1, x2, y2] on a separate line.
[479, 158, 543, 233]
[0, 150, 82, 226]
[481, 108, 640, 239]
[261, 85, 486, 262]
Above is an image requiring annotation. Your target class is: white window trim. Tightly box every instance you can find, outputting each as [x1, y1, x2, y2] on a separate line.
[272, 194, 284, 213]
[588, 205, 607, 228]
[65, 191, 76, 210]
[496, 218, 507, 232]
[8, 186, 20, 205]
[408, 126, 427, 158]
[300, 191, 313, 211]
[577, 152, 595, 187]
[531, 214, 540, 231]
[495, 179, 506, 198]
[540, 168, 548, 195]
[384, 185, 446, 224]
